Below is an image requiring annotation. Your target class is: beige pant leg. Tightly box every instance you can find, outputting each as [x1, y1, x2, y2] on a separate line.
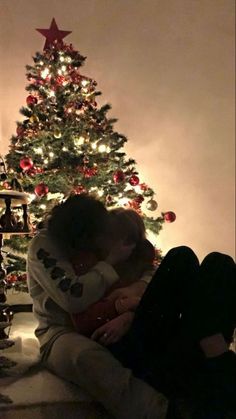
[43, 332, 168, 419]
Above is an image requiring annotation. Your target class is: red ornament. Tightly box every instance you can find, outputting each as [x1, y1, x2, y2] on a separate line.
[71, 72, 81, 83]
[129, 175, 139, 186]
[35, 167, 44, 174]
[16, 126, 25, 137]
[113, 170, 125, 183]
[36, 18, 72, 50]
[140, 183, 149, 191]
[26, 95, 38, 106]
[20, 157, 34, 171]
[27, 167, 37, 176]
[128, 200, 142, 211]
[2, 181, 11, 190]
[84, 167, 98, 178]
[7, 274, 18, 284]
[164, 211, 176, 223]
[134, 195, 144, 204]
[17, 273, 27, 282]
[55, 75, 66, 85]
[74, 185, 86, 194]
[34, 182, 49, 197]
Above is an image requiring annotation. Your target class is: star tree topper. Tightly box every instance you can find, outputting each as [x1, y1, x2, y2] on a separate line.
[36, 18, 72, 50]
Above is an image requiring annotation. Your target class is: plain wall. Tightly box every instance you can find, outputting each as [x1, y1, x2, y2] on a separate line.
[0, 0, 235, 261]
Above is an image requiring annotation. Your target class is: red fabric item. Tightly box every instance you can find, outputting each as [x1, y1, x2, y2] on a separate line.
[71, 298, 117, 337]
[71, 239, 155, 337]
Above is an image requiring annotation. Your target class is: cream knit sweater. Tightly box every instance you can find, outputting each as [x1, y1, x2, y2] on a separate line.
[27, 229, 119, 352]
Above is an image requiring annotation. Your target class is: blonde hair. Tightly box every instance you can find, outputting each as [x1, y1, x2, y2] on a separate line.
[109, 208, 146, 244]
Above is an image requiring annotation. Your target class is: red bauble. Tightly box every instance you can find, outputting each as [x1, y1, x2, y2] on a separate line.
[35, 167, 44, 174]
[74, 185, 86, 194]
[129, 175, 139, 186]
[128, 200, 141, 211]
[140, 183, 149, 191]
[27, 167, 37, 176]
[2, 181, 11, 190]
[34, 182, 49, 197]
[7, 274, 18, 284]
[84, 167, 98, 178]
[164, 211, 176, 223]
[55, 75, 66, 85]
[134, 195, 144, 204]
[20, 157, 34, 171]
[113, 170, 125, 183]
[26, 95, 38, 106]
[16, 126, 25, 137]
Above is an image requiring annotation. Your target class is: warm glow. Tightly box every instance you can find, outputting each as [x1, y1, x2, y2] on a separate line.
[81, 79, 89, 87]
[74, 136, 85, 146]
[41, 68, 50, 79]
[34, 147, 43, 154]
[98, 144, 107, 153]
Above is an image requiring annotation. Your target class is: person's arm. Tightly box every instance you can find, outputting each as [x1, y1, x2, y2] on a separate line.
[27, 231, 119, 314]
[91, 311, 135, 345]
[107, 266, 156, 301]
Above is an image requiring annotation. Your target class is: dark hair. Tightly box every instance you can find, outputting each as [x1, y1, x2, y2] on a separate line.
[47, 194, 109, 257]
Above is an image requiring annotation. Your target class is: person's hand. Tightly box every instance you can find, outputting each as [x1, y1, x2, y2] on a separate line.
[105, 240, 135, 266]
[115, 296, 141, 314]
[91, 312, 134, 346]
[107, 281, 148, 301]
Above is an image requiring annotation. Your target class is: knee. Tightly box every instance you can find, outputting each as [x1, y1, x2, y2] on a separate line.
[167, 246, 199, 263]
[202, 252, 235, 270]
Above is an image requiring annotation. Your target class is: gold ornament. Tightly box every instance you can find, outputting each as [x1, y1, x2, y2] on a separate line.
[54, 129, 62, 139]
[29, 115, 39, 124]
[146, 199, 158, 211]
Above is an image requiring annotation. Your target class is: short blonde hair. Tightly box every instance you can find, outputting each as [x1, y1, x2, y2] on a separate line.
[109, 208, 146, 244]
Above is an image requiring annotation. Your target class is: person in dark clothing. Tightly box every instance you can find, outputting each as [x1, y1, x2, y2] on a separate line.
[95, 246, 236, 418]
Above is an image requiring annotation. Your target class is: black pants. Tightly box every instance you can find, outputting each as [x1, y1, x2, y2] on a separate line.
[109, 246, 236, 399]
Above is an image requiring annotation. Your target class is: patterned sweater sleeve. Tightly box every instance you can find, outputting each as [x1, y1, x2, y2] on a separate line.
[27, 230, 119, 314]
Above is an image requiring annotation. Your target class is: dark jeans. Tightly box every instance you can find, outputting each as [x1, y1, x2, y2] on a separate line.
[109, 246, 236, 400]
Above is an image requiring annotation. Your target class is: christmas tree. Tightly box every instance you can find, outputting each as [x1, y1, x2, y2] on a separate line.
[1, 19, 176, 291]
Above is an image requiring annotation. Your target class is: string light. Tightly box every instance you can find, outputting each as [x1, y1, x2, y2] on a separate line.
[117, 197, 129, 206]
[98, 144, 107, 153]
[49, 152, 54, 158]
[97, 189, 104, 197]
[34, 147, 43, 155]
[41, 68, 50, 79]
[81, 79, 89, 87]
[74, 136, 85, 146]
